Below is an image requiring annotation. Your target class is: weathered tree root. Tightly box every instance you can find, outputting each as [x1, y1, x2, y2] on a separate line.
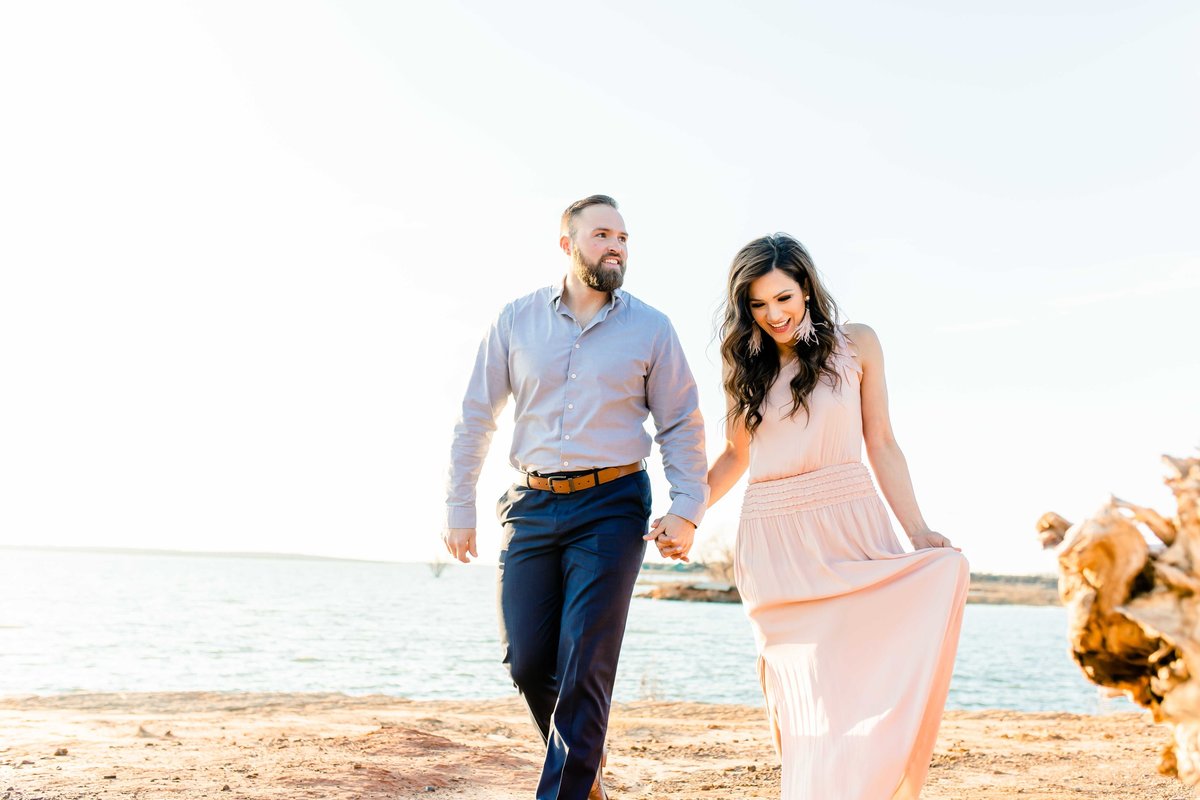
[1040, 454, 1200, 786]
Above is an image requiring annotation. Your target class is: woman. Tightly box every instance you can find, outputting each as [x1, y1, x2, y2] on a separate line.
[692, 233, 967, 799]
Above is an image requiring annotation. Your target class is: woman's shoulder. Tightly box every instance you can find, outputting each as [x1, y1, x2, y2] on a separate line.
[840, 321, 888, 371]
[833, 323, 881, 376]
[839, 322, 882, 357]
[839, 321, 877, 344]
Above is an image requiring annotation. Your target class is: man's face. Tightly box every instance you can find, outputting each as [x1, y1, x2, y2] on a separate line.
[566, 204, 628, 292]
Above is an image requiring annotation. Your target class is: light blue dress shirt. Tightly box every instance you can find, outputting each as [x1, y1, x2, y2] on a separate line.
[445, 282, 709, 529]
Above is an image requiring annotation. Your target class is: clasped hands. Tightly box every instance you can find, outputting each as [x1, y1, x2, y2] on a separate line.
[644, 514, 696, 561]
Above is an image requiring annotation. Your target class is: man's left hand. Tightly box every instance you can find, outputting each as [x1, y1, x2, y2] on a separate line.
[643, 514, 696, 561]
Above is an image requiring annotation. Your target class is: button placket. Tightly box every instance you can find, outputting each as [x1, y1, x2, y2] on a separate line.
[561, 332, 584, 468]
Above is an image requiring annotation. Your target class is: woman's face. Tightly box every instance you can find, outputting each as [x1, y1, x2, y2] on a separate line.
[748, 269, 807, 351]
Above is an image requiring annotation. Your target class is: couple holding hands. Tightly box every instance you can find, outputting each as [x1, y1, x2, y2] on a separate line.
[442, 195, 968, 800]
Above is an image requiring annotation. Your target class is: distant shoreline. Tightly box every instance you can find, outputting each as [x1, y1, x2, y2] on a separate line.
[3, 546, 1058, 577]
[639, 572, 1061, 606]
[1, 547, 1061, 604]
[966, 572, 1060, 605]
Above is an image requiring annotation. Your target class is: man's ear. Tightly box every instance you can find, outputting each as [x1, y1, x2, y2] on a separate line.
[559, 233, 573, 256]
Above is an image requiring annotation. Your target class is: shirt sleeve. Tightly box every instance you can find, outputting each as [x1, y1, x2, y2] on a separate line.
[645, 319, 709, 526]
[444, 305, 512, 529]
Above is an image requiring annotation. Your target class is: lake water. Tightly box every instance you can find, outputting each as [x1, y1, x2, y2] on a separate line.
[0, 549, 1129, 713]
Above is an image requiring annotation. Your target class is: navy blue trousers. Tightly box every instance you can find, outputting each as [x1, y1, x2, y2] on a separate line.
[496, 471, 650, 800]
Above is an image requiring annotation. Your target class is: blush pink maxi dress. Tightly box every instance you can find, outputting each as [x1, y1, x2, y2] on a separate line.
[734, 331, 969, 800]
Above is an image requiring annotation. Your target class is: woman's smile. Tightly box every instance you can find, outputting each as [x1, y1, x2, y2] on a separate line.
[767, 318, 793, 337]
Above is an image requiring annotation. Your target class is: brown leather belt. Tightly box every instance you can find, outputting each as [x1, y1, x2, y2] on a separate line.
[523, 462, 644, 494]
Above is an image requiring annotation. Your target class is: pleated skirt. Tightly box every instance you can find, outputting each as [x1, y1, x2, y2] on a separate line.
[735, 463, 969, 800]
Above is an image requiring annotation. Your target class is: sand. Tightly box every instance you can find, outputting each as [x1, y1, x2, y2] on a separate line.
[0, 693, 1192, 799]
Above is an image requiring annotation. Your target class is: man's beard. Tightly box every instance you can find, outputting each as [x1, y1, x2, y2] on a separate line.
[572, 248, 626, 292]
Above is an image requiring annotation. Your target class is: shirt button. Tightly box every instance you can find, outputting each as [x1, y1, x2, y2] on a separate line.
[567, 403, 574, 409]
[574, 344, 580, 349]
[564, 434, 570, 440]
[570, 373, 577, 379]
[562, 461, 569, 466]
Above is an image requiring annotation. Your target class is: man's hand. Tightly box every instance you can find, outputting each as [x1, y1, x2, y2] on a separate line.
[643, 514, 696, 561]
[443, 528, 478, 563]
[909, 530, 961, 552]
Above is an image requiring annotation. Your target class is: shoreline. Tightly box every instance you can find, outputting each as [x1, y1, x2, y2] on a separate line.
[0, 692, 1185, 799]
[639, 572, 1062, 606]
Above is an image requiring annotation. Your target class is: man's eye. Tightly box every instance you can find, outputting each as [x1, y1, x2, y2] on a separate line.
[596, 232, 606, 238]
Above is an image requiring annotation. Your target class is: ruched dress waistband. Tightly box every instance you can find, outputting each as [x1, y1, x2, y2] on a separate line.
[741, 462, 878, 519]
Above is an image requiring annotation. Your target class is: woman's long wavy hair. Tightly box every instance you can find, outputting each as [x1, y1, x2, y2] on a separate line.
[719, 233, 843, 436]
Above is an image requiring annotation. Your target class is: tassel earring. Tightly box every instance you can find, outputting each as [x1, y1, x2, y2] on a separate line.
[748, 326, 763, 357]
[793, 298, 820, 347]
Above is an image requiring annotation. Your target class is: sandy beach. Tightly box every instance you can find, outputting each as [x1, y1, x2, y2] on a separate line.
[0, 693, 1191, 799]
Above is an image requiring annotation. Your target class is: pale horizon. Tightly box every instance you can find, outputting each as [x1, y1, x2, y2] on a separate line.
[1, 544, 1066, 579]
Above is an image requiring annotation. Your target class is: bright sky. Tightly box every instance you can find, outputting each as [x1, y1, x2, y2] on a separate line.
[2, 1, 1197, 574]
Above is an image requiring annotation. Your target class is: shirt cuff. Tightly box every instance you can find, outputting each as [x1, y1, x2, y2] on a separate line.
[445, 505, 477, 529]
[668, 496, 706, 528]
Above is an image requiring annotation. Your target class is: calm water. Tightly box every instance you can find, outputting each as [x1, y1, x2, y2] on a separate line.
[0, 550, 1127, 712]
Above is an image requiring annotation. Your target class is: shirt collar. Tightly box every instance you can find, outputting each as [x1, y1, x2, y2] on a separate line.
[549, 278, 626, 311]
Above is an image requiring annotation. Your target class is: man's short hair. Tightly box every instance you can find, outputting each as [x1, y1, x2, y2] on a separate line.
[560, 195, 619, 238]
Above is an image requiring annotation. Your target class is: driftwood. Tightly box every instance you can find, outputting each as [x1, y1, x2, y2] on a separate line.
[1039, 454, 1200, 786]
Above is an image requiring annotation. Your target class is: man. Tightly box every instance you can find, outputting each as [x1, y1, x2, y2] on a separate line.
[443, 195, 708, 800]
